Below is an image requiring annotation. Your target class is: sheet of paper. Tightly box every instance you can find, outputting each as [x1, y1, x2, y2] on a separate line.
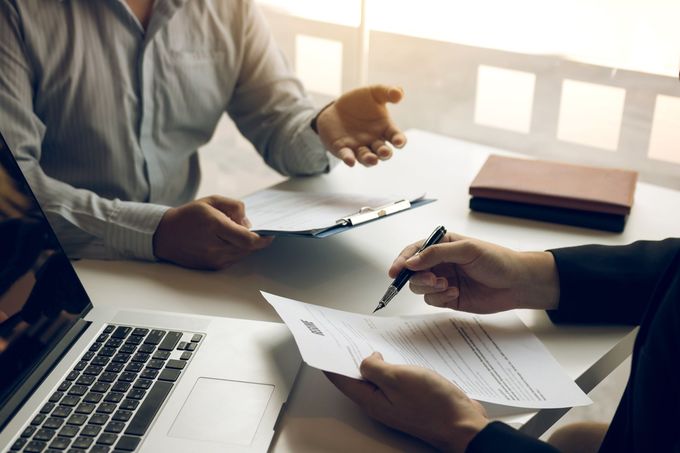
[262, 292, 591, 409]
[243, 190, 423, 233]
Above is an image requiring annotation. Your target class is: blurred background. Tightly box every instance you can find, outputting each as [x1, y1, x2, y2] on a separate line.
[200, 0, 680, 200]
[197, 0, 679, 438]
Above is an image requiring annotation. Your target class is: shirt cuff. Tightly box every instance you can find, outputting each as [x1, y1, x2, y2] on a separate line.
[104, 200, 169, 261]
[284, 111, 332, 175]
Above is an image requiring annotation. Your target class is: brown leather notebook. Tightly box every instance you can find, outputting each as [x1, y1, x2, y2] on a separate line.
[469, 155, 638, 232]
[469, 155, 638, 215]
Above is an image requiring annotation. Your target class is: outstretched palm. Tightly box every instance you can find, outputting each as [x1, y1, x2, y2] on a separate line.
[315, 85, 406, 167]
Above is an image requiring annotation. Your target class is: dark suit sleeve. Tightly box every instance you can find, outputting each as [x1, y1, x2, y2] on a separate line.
[467, 422, 559, 453]
[547, 238, 680, 325]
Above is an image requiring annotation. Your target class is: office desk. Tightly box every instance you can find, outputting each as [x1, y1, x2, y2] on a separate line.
[74, 129, 680, 452]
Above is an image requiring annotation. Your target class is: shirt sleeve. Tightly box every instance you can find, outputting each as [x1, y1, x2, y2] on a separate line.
[466, 422, 559, 453]
[0, 2, 168, 261]
[547, 238, 680, 325]
[225, 0, 333, 177]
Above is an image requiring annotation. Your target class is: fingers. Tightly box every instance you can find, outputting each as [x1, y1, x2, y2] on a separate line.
[356, 146, 378, 166]
[370, 86, 407, 152]
[405, 240, 480, 271]
[409, 272, 449, 292]
[335, 146, 356, 167]
[325, 371, 393, 423]
[359, 352, 397, 392]
[153, 199, 275, 270]
[383, 124, 407, 149]
[388, 86, 404, 103]
[389, 233, 470, 277]
[325, 372, 381, 406]
[389, 242, 421, 278]
[424, 288, 460, 308]
[370, 85, 404, 105]
[371, 140, 392, 160]
[353, 142, 391, 166]
[337, 143, 384, 167]
[408, 272, 460, 308]
[204, 196, 257, 230]
[213, 213, 272, 250]
[204, 196, 247, 223]
[321, 85, 406, 168]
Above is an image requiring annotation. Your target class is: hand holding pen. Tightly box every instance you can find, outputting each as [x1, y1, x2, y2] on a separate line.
[373, 225, 447, 312]
[384, 231, 540, 315]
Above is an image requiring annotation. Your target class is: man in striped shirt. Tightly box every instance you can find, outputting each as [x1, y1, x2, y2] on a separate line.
[0, 0, 406, 269]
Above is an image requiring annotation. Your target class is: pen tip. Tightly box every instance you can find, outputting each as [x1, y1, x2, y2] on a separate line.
[373, 286, 397, 314]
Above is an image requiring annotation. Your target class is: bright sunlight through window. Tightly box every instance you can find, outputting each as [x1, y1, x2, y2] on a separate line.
[258, 0, 680, 77]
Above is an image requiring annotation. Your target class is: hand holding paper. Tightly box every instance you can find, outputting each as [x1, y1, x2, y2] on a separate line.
[326, 352, 489, 453]
[262, 292, 590, 409]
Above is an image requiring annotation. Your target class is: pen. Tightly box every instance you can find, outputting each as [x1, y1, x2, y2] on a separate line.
[373, 225, 447, 313]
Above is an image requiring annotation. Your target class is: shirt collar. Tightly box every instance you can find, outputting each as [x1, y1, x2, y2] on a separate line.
[55, 0, 190, 42]
[143, 0, 191, 41]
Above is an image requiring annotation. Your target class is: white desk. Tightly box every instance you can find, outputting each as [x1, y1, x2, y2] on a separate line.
[74, 130, 680, 452]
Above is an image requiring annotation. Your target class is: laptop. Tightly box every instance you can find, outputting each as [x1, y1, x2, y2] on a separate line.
[0, 132, 302, 452]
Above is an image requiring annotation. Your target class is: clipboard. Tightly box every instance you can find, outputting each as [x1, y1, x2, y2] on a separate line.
[244, 190, 436, 238]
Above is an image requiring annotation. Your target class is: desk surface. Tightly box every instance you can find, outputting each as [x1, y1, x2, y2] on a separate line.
[74, 130, 680, 452]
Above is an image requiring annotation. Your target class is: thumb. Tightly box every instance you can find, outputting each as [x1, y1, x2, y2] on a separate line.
[359, 352, 396, 390]
[204, 196, 247, 223]
[405, 240, 481, 271]
[370, 85, 404, 105]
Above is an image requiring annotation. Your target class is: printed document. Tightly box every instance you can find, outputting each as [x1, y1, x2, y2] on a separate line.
[262, 292, 591, 409]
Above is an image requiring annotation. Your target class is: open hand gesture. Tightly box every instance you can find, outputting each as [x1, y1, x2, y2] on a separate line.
[315, 85, 406, 167]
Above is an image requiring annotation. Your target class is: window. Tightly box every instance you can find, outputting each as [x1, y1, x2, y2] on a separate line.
[249, 0, 680, 188]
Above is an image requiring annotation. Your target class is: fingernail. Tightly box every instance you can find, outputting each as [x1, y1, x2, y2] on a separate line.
[434, 279, 446, 290]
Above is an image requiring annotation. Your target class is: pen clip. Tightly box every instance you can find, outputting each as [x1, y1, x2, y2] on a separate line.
[336, 199, 411, 226]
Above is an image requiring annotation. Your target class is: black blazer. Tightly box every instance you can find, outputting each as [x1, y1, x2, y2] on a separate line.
[467, 238, 680, 453]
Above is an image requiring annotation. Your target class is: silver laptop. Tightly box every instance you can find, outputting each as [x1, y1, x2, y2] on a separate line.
[0, 132, 301, 452]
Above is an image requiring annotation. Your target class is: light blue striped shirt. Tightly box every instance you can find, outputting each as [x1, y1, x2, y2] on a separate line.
[0, 0, 330, 260]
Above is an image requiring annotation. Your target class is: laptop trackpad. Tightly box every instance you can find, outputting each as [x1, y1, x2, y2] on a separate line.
[169, 377, 274, 445]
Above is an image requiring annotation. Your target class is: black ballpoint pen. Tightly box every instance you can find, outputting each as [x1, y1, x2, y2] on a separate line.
[373, 225, 447, 313]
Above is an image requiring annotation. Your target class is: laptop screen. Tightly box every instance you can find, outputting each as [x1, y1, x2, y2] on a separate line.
[0, 134, 92, 425]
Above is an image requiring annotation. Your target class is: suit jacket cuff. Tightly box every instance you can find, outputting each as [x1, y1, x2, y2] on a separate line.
[466, 422, 558, 453]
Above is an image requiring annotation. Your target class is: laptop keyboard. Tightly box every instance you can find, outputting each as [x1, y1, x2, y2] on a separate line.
[9, 325, 203, 453]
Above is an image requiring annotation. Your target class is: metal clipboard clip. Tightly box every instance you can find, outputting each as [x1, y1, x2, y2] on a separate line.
[336, 199, 412, 227]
